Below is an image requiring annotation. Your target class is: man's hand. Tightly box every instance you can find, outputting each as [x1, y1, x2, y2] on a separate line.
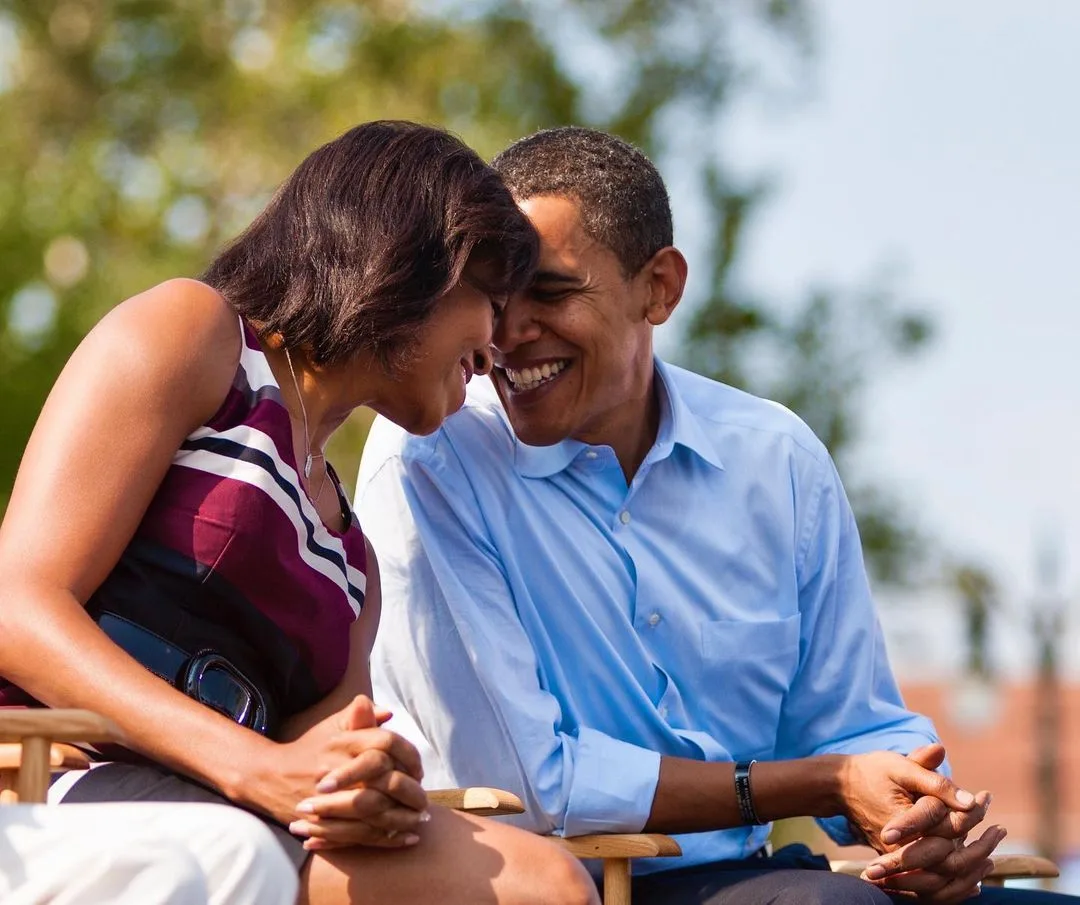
[861, 823, 1006, 903]
[841, 744, 980, 853]
[856, 745, 1004, 902]
[878, 746, 988, 848]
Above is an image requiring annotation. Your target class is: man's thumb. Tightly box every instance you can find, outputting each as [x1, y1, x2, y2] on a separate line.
[906, 743, 946, 772]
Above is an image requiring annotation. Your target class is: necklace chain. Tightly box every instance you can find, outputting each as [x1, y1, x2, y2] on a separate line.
[284, 347, 329, 506]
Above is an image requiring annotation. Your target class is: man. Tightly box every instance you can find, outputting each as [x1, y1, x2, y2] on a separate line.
[0, 801, 298, 903]
[356, 127, 1073, 903]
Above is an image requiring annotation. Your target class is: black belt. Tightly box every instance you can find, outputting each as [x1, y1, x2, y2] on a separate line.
[98, 611, 271, 735]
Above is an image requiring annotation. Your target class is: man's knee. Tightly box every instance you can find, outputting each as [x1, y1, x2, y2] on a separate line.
[769, 870, 893, 905]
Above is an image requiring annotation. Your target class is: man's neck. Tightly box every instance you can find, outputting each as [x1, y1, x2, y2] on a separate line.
[579, 370, 661, 484]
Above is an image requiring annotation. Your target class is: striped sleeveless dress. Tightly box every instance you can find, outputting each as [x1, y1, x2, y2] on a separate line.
[0, 318, 367, 722]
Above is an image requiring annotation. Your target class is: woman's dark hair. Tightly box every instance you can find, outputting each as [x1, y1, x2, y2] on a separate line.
[203, 120, 537, 368]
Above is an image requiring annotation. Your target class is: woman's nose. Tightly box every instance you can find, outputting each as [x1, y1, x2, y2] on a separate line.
[473, 346, 494, 377]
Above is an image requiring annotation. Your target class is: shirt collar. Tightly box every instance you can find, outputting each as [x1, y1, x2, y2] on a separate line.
[652, 358, 724, 472]
[511, 358, 724, 479]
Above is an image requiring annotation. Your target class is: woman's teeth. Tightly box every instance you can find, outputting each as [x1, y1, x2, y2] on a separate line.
[505, 360, 568, 392]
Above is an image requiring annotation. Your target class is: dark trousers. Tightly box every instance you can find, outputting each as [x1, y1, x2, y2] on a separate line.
[622, 846, 1080, 904]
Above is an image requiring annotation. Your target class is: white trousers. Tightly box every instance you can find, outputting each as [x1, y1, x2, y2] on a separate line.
[0, 801, 298, 905]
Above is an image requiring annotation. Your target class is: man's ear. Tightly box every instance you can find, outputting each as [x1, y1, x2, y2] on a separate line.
[641, 247, 688, 326]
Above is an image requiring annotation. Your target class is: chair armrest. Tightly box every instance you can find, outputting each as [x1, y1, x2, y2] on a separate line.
[830, 854, 1060, 882]
[0, 743, 90, 772]
[0, 709, 120, 744]
[427, 787, 525, 817]
[552, 834, 682, 859]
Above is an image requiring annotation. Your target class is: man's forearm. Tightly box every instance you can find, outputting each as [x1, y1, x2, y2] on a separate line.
[646, 755, 845, 834]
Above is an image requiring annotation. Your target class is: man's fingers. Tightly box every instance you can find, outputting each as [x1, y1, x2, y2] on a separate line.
[864, 835, 956, 879]
[880, 794, 952, 846]
[888, 764, 976, 834]
[883, 790, 991, 846]
[926, 791, 991, 840]
[907, 743, 947, 772]
[870, 826, 1006, 902]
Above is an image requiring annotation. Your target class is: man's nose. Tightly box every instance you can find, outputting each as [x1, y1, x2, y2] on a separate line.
[492, 297, 541, 352]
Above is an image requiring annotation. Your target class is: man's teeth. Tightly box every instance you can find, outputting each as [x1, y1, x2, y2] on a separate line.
[505, 360, 568, 391]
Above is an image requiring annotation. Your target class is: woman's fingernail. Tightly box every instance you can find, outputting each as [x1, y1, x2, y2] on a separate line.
[881, 829, 901, 845]
[288, 820, 312, 836]
[419, 811, 432, 823]
[957, 789, 975, 806]
[864, 864, 887, 880]
[296, 800, 315, 813]
[303, 838, 326, 851]
[315, 777, 338, 794]
[404, 834, 421, 846]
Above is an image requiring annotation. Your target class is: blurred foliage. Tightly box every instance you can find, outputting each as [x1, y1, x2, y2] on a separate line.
[0, 0, 930, 582]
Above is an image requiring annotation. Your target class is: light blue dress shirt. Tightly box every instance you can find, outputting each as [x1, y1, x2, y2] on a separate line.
[356, 359, 942, 872]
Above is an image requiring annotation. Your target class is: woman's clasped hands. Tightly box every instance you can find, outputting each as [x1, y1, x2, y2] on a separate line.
[245, 695, 429, 852]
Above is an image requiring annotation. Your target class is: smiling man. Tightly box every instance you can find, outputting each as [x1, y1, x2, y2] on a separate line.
[355, 128, 1073, 904]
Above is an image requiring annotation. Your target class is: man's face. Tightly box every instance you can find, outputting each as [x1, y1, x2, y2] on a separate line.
[490, 195, 657, 449]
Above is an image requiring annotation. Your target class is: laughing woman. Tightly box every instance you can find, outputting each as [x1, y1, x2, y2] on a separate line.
[0, 121, 598, 905]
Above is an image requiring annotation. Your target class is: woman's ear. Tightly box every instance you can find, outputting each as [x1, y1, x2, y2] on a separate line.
[641, 247, 688, 326]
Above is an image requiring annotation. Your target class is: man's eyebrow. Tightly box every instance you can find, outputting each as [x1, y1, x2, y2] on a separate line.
[531, 270, 582, 285]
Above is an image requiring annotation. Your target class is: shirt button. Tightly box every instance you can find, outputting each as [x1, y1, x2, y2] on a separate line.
[659, 704, 669, 719]
[619, 510, 631, 525]
[585, 450, 598, 459]
[647, 612, 661, 626]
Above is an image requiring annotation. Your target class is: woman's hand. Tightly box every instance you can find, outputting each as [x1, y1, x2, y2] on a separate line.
[241, 694, 429, 849]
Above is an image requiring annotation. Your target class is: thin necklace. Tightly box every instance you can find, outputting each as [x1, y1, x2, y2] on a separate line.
[284, 346, 328, 504]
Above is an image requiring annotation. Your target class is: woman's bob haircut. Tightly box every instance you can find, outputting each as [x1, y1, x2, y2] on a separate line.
[203, 120, 537, 369]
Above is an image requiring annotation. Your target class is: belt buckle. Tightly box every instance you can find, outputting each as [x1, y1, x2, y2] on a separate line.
[182, 652, 269, 735]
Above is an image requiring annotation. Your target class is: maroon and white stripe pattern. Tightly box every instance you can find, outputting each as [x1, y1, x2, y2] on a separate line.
[136, 321, 366, 692]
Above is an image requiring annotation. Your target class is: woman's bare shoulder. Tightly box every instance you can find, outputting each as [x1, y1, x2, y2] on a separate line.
[71, 278, 244, 426]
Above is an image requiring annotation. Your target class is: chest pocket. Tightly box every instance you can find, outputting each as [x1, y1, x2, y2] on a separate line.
[698, 615, 801, 758]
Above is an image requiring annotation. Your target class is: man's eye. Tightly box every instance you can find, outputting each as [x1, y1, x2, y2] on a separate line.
[529, 288, 569, 302]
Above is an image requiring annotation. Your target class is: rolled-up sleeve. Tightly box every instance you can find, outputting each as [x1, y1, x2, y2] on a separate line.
[778, 453, 944, 844]
[357, 425, 660, 834]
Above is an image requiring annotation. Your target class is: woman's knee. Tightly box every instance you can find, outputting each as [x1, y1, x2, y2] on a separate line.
[530, 843, 599, 905]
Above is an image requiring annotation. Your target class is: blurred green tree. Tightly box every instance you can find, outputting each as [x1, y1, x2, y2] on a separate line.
[0, 0, 929, 581]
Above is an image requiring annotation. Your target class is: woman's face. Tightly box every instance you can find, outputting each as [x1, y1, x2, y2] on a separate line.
[369, 264, 501, 436]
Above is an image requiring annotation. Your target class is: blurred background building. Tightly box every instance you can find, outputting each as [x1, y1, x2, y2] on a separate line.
[0, 0, 1076, 891]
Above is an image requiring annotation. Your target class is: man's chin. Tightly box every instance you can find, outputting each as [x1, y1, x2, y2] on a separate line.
[504, 412, 570, 448]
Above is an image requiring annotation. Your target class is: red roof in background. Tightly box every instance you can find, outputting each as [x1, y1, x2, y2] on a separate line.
[901, 680, 1080, 855]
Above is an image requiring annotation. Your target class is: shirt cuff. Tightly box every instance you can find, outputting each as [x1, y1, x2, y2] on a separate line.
[562, 727, 661, 836]
[816, 815, 867, 847]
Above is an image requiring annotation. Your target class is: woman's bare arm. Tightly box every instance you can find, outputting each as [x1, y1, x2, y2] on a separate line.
[0, 279, 280, 793]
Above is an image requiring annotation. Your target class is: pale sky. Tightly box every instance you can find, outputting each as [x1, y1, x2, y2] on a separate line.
[662, 1, 1080, 678]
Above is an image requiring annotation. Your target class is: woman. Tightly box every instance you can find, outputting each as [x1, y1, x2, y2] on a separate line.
[0, 121, 598, 905]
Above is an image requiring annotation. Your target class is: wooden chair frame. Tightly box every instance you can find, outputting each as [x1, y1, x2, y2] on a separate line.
[0, 710, 1060, 904]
